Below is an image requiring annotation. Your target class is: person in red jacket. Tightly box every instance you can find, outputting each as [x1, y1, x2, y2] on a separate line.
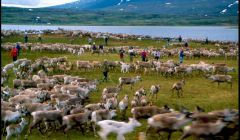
[10, 46, 18, 61]
[141, 49, 147, 62]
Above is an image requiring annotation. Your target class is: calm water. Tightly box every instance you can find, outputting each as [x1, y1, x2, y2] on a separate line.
[2, 25, 238, 42]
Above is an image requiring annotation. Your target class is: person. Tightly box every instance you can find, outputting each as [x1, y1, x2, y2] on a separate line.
[88, 36, 93, 45]
[102, 59, 109, 82]
[205, 37, 208, 44]
[99, 44, 104, 54]
[38, 33, 42, 43]
[179, 48, 184, 64]
[178, 35, 182, 42]
[16, 42, 21, 56]
[119, 48, 125, 62]
[128, 47, 135, 62]
[92, 42, 97, 53]
[167, 38, 170, 46]
[151, 49, 156, 57]
[24, 32, 28, 43]
[184, 42, 188, 48]
[154, 49, 161, 60]
[141, 49, 147, 62]
[104, 35, 109, 46]
[10, 46, 18, 61]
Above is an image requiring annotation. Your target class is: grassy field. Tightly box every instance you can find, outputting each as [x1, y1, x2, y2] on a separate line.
[1, 36, 239, 140]
[2, 34, 226, 50]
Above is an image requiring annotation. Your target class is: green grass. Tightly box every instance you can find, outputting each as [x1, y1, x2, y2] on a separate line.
[1, 34, 232, 50]
[1, 38, 238, 140]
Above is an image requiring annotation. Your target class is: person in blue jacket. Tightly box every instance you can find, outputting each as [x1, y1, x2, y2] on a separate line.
[16, 42, 21, 56]
[179, 48, 184, 64]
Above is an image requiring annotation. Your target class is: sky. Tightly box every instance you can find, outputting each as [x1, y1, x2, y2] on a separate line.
[1, 0, 79, 8]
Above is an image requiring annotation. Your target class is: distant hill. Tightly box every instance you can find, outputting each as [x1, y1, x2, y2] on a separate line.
[1, 0, 238, 26]
[54, 0, 238, 16]
[55, 0, 119, 10]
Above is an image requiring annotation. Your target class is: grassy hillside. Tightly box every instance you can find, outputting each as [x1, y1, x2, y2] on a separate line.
[1, 34, 238, 140]
[1, 7, 238, 26]
[55, 0, 238, 16]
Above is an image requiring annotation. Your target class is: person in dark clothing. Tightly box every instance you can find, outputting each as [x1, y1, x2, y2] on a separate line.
[16, 42, 21, 56]
[141, 49, 147, 62]
[10, 46, 18, 61]
[24, 33, 28, 43]
[128, 47, 135, 62]
[184, 42, 188, 48]
[92, 42, 97, 53]
[179, 48, 184, 64]
[102, 59, 109, 82]
[205, 37, 208, 44]
[119, 48, 125, 62]
[99, 45, 104, 53]
[167, 38, 170, 46]
[104, 36, 109, 46]
[178, 35, 182, 42]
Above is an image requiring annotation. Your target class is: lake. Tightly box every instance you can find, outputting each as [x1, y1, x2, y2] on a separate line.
[2, 25, 238, 42]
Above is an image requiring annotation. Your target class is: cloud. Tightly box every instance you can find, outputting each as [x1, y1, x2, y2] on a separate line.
[1, 0, 78, 8]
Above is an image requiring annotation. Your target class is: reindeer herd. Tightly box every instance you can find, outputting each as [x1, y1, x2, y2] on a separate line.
[1, 41, 238, 140]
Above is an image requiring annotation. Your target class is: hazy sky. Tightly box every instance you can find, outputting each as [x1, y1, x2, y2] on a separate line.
[2, 0, 78, 8]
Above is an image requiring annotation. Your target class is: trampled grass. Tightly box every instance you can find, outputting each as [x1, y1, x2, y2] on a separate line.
[1, 37, 238, 140]
[1, 34, 232, 50]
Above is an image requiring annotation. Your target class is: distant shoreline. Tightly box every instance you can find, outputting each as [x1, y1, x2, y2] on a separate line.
[2, 24, 238, 28]
[2, 25, 238, 42]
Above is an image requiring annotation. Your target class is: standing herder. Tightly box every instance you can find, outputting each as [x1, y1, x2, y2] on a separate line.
[24, 32, 28, 43]
[92, 42, 97, 54]
[167, 38, 170, 46]
[179, 48, 184, 64]
[154, 49, 161, 61]
[128, 47, 135, 63]
[119, 48, 125, 62]
[10, 46, 18, 62]
[104, 35, 109, 46]
[184, 41, 190, 51]
[141, 49, 147, 62]
[16, 42, 21, 56]
[184, 41, 188, 48]
[99, 44, 104, 54]
[178, 35, 182, 42]
[205, 37, 208, 44]
[102, 59, 109, 82]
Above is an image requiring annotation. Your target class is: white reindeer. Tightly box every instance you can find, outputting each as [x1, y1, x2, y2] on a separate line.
[97, 118, 141, 140]
[120, 62, 130, 73]
[6, 118, 28, 140]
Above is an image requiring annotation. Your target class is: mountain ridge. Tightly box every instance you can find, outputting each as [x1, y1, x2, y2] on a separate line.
[51, 0, 238, 16]
[1, 0, 238, 26]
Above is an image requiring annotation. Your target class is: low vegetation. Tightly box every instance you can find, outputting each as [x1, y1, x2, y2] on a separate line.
[1, 35, 238, 140]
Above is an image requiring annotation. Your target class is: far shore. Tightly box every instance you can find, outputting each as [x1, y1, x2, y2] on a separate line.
[1, 24, 239, 28]
[2, 25, 238, 43]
